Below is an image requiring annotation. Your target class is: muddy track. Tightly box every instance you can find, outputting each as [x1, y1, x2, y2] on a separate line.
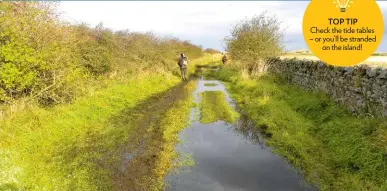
[104, 77, 196, 191]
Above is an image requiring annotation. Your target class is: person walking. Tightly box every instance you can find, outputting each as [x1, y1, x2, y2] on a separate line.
[222, 53, 228, 65]
[177, 53, 188, 80]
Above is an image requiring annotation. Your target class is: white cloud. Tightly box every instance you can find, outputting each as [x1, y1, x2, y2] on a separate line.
[378, 1, 387, 9]
[58, 1, 386, 51]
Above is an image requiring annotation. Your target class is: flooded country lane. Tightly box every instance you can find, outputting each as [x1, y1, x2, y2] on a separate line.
[165, 77, 316, 191]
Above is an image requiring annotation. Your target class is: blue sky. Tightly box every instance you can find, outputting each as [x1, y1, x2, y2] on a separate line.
[58, 1, 387, 52]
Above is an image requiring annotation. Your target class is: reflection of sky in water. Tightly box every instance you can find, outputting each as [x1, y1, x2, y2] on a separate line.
[165, 78, 316, 191]
[193, 79, 236, 108]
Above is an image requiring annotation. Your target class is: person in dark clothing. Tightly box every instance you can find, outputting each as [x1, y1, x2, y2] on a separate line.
[222, 53, 228, 65]
[177, 53, 188, 80]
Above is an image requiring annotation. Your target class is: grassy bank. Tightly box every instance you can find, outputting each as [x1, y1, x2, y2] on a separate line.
[0, 2, 203, 107]
[1, 2, 208, 190]
[208, 67, 387, 191]
[0, 72, 197, 190]
[199, 91, 239, 124]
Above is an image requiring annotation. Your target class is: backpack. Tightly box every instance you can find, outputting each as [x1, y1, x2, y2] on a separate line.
[182, 59, 188, 66]
[179, 58, 188, 68]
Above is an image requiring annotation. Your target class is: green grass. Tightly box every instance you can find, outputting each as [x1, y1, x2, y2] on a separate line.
[0, 54, 219, 191]
[210, 67, 387, 191]
[199, 91, 240, 124]
[204, 83, 218, 87]
[0, 73, 189, 191]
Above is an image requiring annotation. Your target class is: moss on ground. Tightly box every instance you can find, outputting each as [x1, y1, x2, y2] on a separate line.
[199, 91, 240, 124]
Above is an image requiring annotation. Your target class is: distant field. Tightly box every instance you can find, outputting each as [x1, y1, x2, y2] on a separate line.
[281, 53, 387, 67]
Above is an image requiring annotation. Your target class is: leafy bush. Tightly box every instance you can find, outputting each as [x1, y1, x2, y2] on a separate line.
[0, 2, 203, 106]
[224, 11, 284, 74]
[74, 23, 114, 76]
[0, 2, 84, 105]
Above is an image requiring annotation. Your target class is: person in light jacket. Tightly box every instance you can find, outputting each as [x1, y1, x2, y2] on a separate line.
[177, 53, 188, 80]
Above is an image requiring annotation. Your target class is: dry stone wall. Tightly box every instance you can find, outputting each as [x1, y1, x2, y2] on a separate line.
[268, 58, 387, 117]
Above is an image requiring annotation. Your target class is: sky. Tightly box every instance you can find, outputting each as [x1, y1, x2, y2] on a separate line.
[58, 1, 387, 52]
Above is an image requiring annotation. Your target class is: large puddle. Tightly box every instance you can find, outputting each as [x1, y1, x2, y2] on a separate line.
[165, 76, 316, 191]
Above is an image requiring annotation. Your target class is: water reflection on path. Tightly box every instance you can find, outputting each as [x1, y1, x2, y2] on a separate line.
[165, 77, 315, 191]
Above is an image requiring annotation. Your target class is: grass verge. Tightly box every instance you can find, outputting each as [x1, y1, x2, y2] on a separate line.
[209, 67, 387, 191]
[0, 72, 193, 191]
[199, 91, 239, 124]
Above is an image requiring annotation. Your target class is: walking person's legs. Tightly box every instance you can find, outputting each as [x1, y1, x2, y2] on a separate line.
[182, 68, 187, 80]
[180, 67, 184, 80]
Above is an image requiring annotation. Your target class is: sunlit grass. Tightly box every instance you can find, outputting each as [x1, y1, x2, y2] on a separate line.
[0, 53, 219, 190]
[210, 66, 387, 191]
[0, 73, 181, 190]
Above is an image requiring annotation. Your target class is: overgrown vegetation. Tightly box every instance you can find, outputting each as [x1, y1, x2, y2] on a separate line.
[0, 2, 202, 107]
[0, 2, 206, 190]
[199, 91, 239, 124]
[209, 66, 387, 191]
[0, 68, 202, 191]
